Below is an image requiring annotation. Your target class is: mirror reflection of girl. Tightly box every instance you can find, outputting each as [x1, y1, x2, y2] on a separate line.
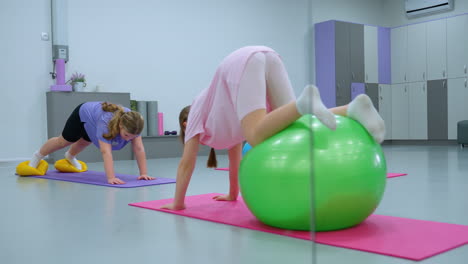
[29, 102, 155, 184]
[161, 46, 385, 210]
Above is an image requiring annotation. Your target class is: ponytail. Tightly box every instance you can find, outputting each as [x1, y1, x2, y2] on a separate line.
[102, 102, 125, 140]
[207, 148, 218, 168]
[179, 105, 191, 144]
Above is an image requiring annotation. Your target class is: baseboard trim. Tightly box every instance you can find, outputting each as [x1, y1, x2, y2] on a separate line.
[0, 158, 29, 163]
[0, 156, 51, 167]
[382, 140, 459, 146]
[0, 158, 28, 168]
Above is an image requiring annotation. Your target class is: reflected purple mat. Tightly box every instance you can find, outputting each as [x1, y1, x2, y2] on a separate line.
[30, 170, 176, 188]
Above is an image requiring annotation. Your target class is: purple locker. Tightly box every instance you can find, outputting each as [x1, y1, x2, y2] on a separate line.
[351, 82, 365, 100]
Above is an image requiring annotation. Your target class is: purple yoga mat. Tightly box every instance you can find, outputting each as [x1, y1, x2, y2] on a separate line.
[30, 170, 176, 188]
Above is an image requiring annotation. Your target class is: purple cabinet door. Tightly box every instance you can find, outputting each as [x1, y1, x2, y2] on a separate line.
[351, 83, 365, 100]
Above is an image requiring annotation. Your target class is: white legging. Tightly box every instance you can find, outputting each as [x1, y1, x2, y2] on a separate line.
[236, 51, 295, 120]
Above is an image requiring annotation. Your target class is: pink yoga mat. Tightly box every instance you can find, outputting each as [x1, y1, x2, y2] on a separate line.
[29, 170, 176, 188]
[130, 193, 468, 261]
[386, 172, 407, 178]
[215, 168, 408, 178]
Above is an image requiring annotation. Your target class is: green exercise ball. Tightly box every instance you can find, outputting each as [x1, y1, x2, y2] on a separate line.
[239, 115, 386, 231]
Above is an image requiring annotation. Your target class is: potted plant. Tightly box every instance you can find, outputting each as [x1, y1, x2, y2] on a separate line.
[68, 72, 87, 92]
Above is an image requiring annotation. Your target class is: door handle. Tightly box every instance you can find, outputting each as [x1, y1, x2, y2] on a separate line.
[423, 72, 425, 80]
[443, 70, 446, 77]
[352, 72, 355, 80]
[465, 79, 467, 88]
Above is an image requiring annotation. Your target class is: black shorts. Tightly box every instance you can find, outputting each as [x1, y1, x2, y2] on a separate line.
[62, 103, 91, 143]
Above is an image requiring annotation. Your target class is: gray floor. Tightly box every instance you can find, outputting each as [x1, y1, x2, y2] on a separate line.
[1, 144, 468, 264]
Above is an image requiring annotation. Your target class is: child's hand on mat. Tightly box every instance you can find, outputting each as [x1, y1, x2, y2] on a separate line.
[160, 202, 186, 211]
[138, 175, 155, 181]
[212, 194, 237, 201]
[108, 177, 125, 184]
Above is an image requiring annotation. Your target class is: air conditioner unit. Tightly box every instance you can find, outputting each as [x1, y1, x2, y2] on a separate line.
[405, 0, 454, 17]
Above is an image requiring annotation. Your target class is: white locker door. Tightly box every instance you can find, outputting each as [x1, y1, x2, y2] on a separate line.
[426, 19, 447, 80]
[391, 27, 408, 84]
[391, 84, 409, 139]
[447, 78, 468, 139]
[447, 15, 468, 79]
[364, 26, 378, 83]
[378, 84, 392, 140]
[408, 82, 428, 139]
[407, 23, 427, 82]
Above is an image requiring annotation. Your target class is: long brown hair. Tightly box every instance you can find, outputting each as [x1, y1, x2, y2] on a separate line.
[179, 105, 217, 168]
[179, 105, 191, 144]
[102, 102, 144, 140]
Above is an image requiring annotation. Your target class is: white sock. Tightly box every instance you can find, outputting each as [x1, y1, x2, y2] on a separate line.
[296, 85, 336, 130]
[347, 94, 386, 143]
[29, 151, 44, 168]
[65, 151, 82, 170]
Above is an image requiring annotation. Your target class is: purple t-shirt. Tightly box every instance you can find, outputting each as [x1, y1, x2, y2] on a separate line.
[79, 102, 131, 150]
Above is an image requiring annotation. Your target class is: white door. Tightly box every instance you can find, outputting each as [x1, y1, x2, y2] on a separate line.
[447, 78, 468, 139]
[408, 82, 428, 139]
[391, 27, 408, 84]
[378, 84, 392, 140]
[391, 84, 409, 139]
[364, 25, 378, 83]
[426, 19, 447, 80]
[447, 14, 468, 79]
[407, 23, 427, 82]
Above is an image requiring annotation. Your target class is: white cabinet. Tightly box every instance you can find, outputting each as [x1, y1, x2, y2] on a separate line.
[391, 84, 409, 139]
[390, 83, 427, 140]
[407, 23, 427, 82]
[378, 84, 392, 140]
[408, 82, 428, 139]
[387, 15, 468, 141]
[447, 15, 468, 79]
[364, 26, 378, 83]
[447, 78, 468, 139]
[426, 19, 447, 80]
[391, 27, 408, 84]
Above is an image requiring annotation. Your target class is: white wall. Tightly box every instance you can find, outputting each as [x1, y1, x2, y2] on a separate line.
[312, 0, 468, 29]
[0, 0, 312, 160]
[312, 0, 387, 26]
[0, 0, 52, 161]
[384, 0, 468, 27]
[67, 0, 311, 133]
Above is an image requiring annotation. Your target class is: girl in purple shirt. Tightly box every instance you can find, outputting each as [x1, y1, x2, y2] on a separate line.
[29, 101, 154, 184]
